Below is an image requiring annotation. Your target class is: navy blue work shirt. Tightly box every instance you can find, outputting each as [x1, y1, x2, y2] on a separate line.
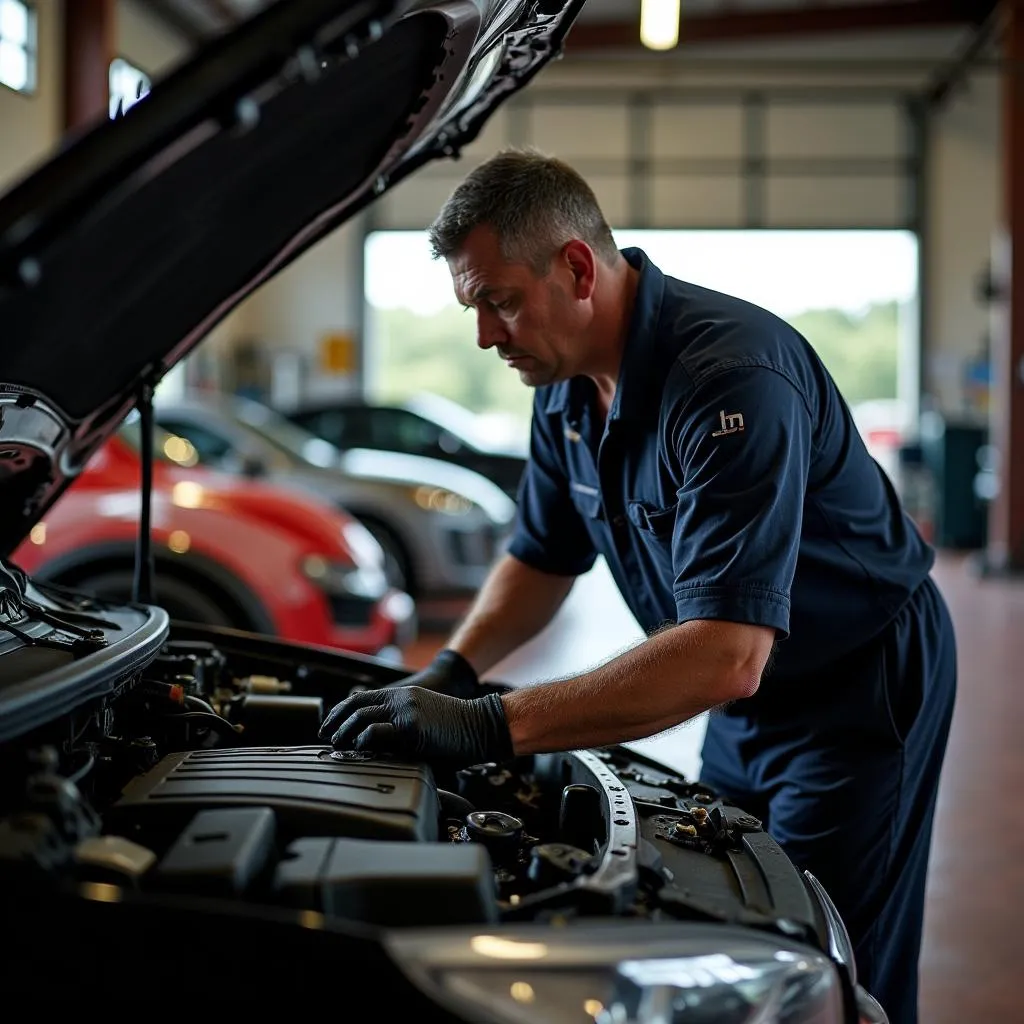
[507, 248, 935, 680]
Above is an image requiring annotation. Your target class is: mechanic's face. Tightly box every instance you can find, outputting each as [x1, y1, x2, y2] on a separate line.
[448, 225, 596, 388]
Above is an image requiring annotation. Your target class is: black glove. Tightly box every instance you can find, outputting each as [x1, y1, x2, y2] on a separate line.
[318, 686, 513, 764]
[397, 648, 480, 699]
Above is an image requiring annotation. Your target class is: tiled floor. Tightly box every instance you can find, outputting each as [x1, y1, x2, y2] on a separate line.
[919, 553, 1024, 1024]
[407, 552, 1024, 1023]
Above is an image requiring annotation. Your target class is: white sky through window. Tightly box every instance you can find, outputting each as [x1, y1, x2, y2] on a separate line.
[366, 229, 918, 321]
[0, 0, 32, 93]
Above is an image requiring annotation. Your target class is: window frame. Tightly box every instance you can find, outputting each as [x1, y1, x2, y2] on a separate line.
[0, 0, 38, 96]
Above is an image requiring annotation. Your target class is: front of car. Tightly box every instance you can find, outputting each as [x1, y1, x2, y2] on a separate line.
[164, 393, 516, 595]
[0, 0, 884, 1018]
[331, 446, 516, 593]
[145, 423, 419, 658]
[0, 616, 883, 1019]
[12, 428, 415, 659]
[162, 459, 418, 659]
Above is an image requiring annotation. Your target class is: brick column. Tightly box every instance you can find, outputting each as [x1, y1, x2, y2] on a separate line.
[63, 0, 115, 132]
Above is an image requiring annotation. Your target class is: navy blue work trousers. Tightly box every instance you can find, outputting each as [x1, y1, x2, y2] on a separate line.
[699, 576, 957, 1024]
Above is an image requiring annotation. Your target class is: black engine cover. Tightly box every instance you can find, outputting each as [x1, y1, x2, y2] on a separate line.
[107, 747, 438, 845]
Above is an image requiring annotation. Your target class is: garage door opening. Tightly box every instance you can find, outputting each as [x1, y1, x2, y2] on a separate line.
[364, 228, 919, 463]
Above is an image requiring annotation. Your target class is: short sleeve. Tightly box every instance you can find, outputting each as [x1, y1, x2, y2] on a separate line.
[668, 365, 813, 637]
[507, 409, 598, 577]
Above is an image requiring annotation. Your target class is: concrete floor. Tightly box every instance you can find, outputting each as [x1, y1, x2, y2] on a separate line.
[406, 551, 1024, 1024]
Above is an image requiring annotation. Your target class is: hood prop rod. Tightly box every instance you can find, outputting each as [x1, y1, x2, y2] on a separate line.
[133, 378, 156, 605]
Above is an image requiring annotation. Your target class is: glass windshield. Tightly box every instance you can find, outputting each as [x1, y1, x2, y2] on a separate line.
[232, 401, 342, 469]
[403, 392, 492, 450]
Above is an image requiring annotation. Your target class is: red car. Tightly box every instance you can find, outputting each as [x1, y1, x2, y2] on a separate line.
[12, 425, 416, 660]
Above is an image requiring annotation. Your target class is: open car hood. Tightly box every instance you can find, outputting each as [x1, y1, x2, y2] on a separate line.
[0, 0, 585, 555]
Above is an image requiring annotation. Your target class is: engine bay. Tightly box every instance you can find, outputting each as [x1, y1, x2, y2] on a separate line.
[0, 624, 831, 951]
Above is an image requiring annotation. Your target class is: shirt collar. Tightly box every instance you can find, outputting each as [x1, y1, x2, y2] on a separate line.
[607, 247, 666, 423]
[539, 247, 666, 422]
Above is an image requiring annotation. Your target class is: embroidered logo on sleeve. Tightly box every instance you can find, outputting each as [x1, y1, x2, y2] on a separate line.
[711, 410, 745, 437]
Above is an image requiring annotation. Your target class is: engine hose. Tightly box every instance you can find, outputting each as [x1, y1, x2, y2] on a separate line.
[184, 694, 218, 716]
[437, 788, 476, 821]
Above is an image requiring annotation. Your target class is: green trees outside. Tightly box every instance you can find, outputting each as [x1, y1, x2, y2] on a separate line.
[369, 304, 534, 427]
[788, 302, 899, 406]
[368, 299, 900, 432]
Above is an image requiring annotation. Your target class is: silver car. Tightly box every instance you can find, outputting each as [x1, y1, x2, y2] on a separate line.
[154, 392, 515, 597]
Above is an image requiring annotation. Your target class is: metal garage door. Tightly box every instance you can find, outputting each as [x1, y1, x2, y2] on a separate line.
[374, 86, 920, 231]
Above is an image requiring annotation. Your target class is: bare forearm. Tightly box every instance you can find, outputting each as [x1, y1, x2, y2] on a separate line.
[448, 554, 576, 676]
[501, 619, 774, 754]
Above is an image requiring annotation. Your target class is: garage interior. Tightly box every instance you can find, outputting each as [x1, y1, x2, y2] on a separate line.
[1, 0, 1021, 1019]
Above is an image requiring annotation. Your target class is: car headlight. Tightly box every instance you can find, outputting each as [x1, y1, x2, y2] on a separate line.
[300, 554, 387, 599]
[387, 923, 849, 1024]
[411, 485, 477, 516]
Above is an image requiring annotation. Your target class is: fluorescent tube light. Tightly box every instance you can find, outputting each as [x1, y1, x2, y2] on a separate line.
[640, 0, 680, 52]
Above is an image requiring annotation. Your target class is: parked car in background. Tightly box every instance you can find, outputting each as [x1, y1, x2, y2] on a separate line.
[13, 422, 415, 661]
[282, 392, 528, 501]
[154, 393, 515, 597]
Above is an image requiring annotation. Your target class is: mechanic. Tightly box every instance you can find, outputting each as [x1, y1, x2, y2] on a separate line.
[321, 149, 957, 1023]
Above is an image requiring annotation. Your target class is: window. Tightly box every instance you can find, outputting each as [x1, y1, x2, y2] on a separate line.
[365, 228, 918, 458]
[371, 410, 442, 455]
[109, 56, 150, 119]
[0, 0, 36, 94]
[298, 409, 358, 448]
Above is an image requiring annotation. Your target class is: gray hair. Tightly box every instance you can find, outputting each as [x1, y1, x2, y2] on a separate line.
[427, 148, 619, 272]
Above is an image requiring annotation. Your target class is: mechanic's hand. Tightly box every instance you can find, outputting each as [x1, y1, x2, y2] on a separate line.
[398, 648, 480, 699]
[318, 686, 513, 764]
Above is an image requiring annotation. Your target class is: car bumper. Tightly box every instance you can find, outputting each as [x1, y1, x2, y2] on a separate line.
[418, 516, 513, 593]
[322, 587, 417, 657]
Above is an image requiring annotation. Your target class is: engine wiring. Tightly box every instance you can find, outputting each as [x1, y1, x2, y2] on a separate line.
[66, 749, 96, 786]
[167, 711, 245, 738]
[129, 677, 245, 743]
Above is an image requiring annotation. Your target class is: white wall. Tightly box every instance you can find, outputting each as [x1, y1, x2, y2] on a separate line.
[118, 0, 190, 77]
[926, 71, 1001, 414]
[0, 0, 61, 191]
[233, 219, 367, 400]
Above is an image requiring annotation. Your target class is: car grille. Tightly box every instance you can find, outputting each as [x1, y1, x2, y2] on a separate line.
[447, 526, 501, 567]
[329, 595, 376, 627]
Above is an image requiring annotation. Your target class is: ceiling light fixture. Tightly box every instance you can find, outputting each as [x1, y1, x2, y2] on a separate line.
[640, 0, 680, 51]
